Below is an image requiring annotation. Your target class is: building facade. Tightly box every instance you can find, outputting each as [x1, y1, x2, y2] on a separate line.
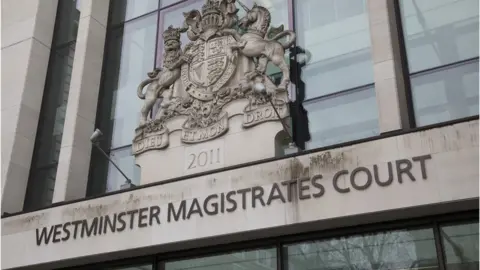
[1, 0, 478, 269]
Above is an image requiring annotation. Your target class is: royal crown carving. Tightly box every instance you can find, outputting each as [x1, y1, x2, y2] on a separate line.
[133, 0, 296, 155]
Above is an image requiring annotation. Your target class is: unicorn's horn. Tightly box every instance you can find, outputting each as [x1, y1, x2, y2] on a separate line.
[237, 0, 250, 12]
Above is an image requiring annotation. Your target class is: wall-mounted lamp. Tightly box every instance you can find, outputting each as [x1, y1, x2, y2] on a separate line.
[90, 129, 135, 189]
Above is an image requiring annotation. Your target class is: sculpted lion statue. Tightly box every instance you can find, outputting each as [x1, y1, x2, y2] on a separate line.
[137, 26, 191, 125]
[220, 4, 296, 90]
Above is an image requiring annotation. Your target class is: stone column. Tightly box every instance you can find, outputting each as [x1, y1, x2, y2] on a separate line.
[1, 0, 58, 213]
[367, 0, 410, 133]
[52, 0, 110, 202]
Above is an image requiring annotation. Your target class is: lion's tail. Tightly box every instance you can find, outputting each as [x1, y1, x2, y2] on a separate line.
[137, 78, 155, 99]
[269, 30, 296, 49]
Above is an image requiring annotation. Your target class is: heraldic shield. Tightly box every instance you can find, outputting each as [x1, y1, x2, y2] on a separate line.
[181, 35, 237, 101]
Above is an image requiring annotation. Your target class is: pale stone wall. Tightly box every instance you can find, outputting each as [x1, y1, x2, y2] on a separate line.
[2, 120, 478, 269]
[52, 0, 110, 203]
[1, 0, 110, 212]
[1, 0, 58, 213]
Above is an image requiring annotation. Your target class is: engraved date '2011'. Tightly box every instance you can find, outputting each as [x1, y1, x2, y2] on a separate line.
[187, 148, 221, 169]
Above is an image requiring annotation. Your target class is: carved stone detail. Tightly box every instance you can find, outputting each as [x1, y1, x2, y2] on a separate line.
[133, 121, 169, 154]
[133, 0, 296, 155]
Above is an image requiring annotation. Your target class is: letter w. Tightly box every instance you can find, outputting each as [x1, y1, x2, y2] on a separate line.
[36, 226, 54, 246]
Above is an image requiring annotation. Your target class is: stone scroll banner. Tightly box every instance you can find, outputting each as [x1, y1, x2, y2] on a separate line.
[243, 100, 288, 128]
[1, 120, 478, 269]
[181, 112, 229, 144]
[132, 127, 169, 155]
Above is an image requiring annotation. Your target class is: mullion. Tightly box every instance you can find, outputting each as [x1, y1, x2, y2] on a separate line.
[159, 0, 191, 10]
[108, 0, 194, 29]
[410, 57, 479, 78]
[109, 143, 133, 151]
[392, 0, 417, 129]
[433, 222, 448, 270]
[303, 82, 375, 106]
[115, 8, 159, 27]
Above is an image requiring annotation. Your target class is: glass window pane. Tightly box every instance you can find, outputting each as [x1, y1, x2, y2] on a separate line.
[411, 60, 479, 126]
[285, 228, 439, 270]
[156, 0, 204, 65]
[165, 247, 277, 270]
[32, 44, 76, 167]
[111, 0, 159, 24]
[109, 14, 158, 149]
[54, 0, 81, 46]
[295, 0, 373, 99]
[160, 0, 182, 8]
[441, 222, 479, 270]
[106, 147, 141, 192]
[106, 264, 152, 270]
[305, 86, 379, 149]
[156, 0, 291, 66]
[24, 166, 58, 210]
[400, 0, 479, 73]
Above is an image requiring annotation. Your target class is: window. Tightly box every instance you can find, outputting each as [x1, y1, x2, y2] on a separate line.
[104, 264, 153, 270]
[87, 1, 159, 195]
[69, 262, 153, 270]
[285, 228, 439, 270]
[23, 0, 81, 211]
[110, 0, 159, 24]
[164, 247, 277, 270]
[61, 215, 477, 270]
[440, 221, 479, 270]
[399, 0, 479, 126]
[293, 0, 379, 149]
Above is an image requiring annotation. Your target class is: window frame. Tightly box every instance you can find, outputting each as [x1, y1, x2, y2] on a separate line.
[392, 0, 480, 129]
[290, 0, 378, 150]
[60, 211, 478, 270]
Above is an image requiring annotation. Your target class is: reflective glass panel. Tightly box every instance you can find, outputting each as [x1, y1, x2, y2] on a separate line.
[411, 60, 479, 126]
[156, 0, 291, 67]
[305, 86, 379, 149]
[109, 14, 158, 149]
[156, 0, 204, 65]
[285, 228, 439, 270]
[165, 247, 277, 270]
[89, 264, 153, 270]
[294, 0, 373, 99]
[441, 222, 479, 270]
[32, 44, 76, 168]
[24, 42, 77, 211]
[106, 147, 141, 192]
[111, 0, 159, 24]
[400, 0, 479, 73]
[160, 0, 182, 8]
[54, 0, 81, 46]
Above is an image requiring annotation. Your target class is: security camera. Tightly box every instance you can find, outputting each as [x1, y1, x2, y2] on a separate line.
[90, 128, 103, 143]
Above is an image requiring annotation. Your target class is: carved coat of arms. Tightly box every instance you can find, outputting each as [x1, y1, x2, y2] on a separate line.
[133, 0, 296, 155]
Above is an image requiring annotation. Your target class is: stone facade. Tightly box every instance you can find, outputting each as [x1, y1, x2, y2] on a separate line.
[2, 120, 478, 269]
[1, 0, 478, 269]
[0, 0, 415, 213]
[2, 0, 59, 213]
